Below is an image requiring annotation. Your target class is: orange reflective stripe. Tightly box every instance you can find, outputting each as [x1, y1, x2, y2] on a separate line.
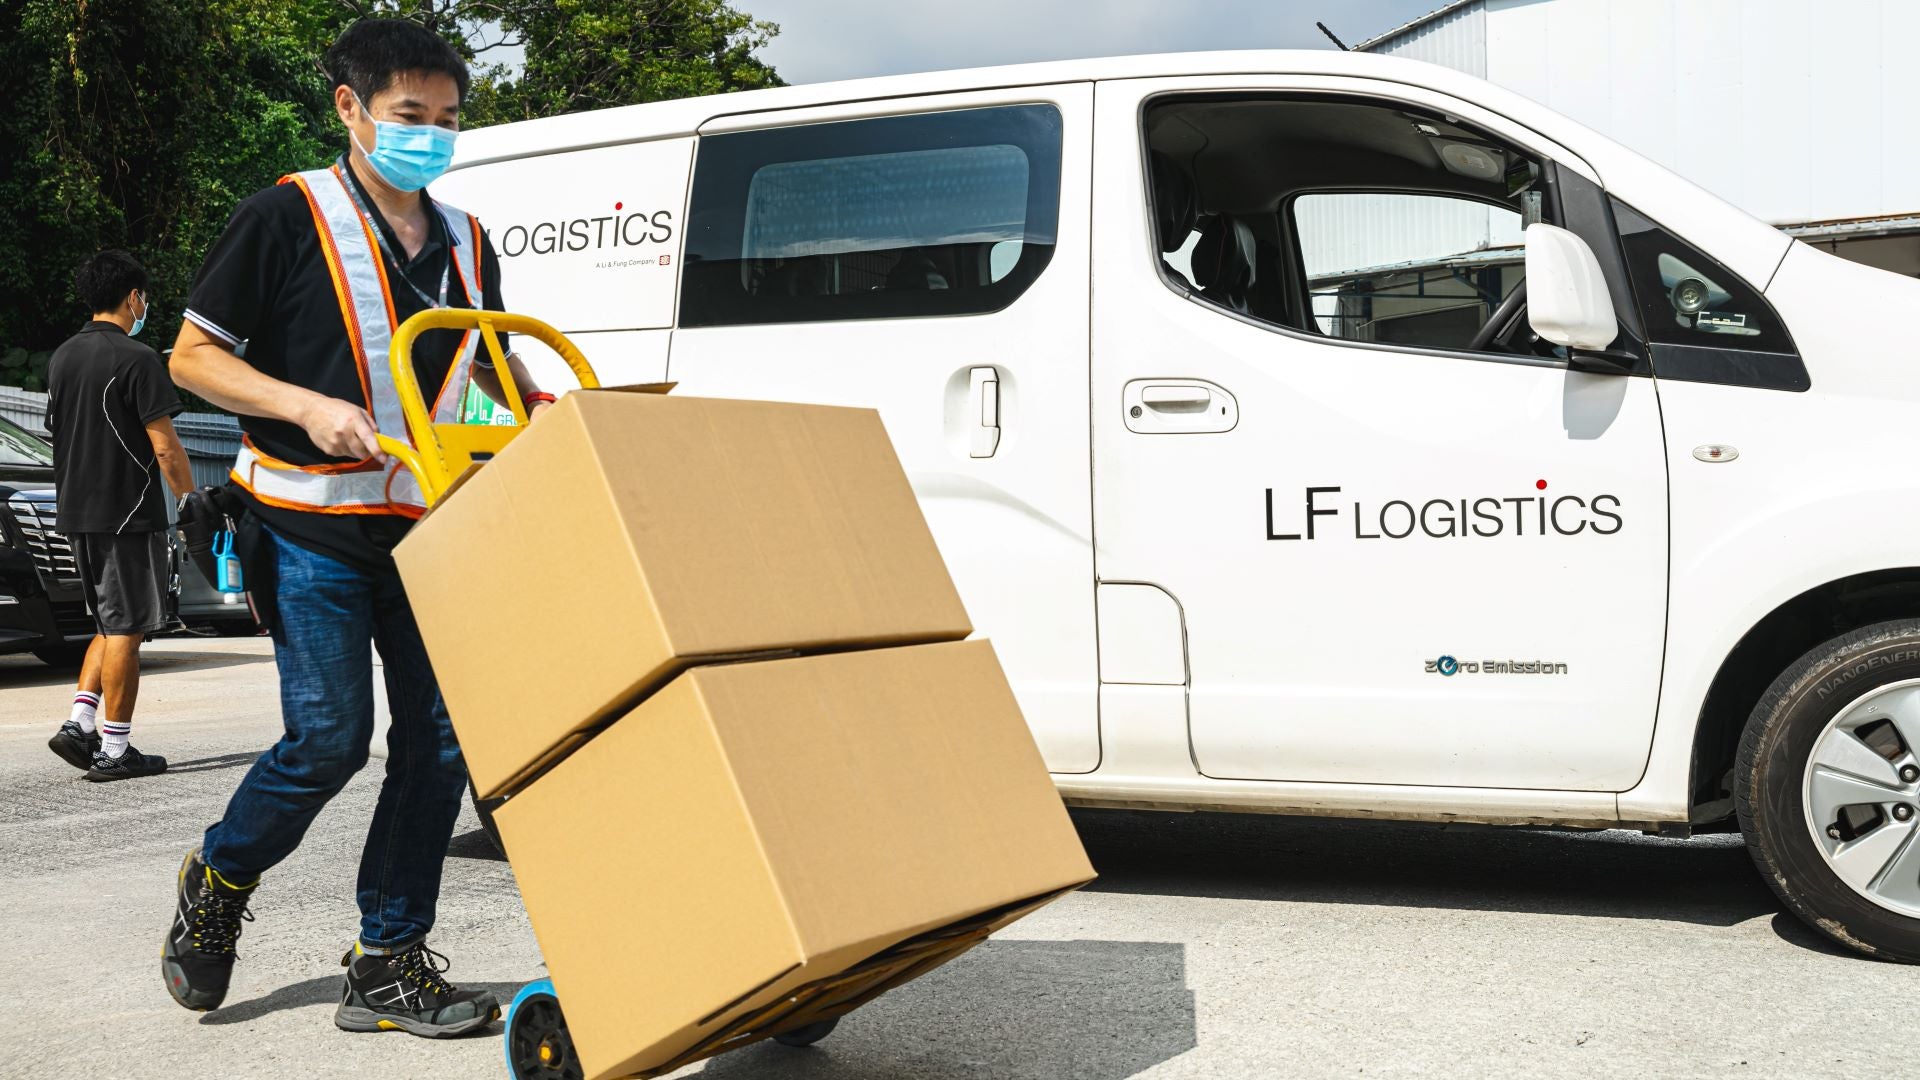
[241, 486, 413, 517]
[237, 434, 378, 476]
[431, 330, 471, 417]
[283, 173, 377, 415]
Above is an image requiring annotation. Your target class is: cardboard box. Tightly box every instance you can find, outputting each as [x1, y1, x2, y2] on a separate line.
[394, 390, 973, 798]
[493, 639, 1095, 1080]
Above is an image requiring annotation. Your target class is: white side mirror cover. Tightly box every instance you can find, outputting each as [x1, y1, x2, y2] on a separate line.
[1524, 223, 1618, 351]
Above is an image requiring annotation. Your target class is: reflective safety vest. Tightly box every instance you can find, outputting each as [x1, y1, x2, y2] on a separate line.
[229, 163, 485, 518]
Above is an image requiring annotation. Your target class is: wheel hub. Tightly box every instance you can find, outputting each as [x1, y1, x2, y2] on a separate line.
[509, 995, 581, 1080]
[1802, 679, 1920, 918]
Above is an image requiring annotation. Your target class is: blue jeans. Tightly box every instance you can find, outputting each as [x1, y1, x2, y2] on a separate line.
[202, 528, 469, 952]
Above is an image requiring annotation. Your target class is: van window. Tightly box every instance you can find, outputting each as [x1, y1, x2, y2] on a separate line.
[1144, 95, 1572, 362]
[1610, 200, 1794, 355]
[681, 104, 1062, 327]
[1294, 192, 1525, 350]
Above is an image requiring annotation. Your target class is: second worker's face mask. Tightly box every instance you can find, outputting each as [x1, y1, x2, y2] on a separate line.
[349, 90, 458, 193]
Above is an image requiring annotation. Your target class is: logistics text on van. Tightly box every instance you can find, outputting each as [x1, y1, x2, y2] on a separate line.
[497, 210, 676, 258]
[1264, 485, 1623, 541]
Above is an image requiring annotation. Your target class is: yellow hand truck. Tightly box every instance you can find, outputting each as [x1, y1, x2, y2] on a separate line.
[379, 308, 847, 1079]
[373, 307, 601, 505]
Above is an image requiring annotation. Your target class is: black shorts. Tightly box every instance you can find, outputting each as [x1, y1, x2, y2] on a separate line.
[72, 531, 171, 636]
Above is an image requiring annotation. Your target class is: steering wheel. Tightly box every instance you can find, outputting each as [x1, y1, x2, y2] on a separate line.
[1467, 279, 1528, 353]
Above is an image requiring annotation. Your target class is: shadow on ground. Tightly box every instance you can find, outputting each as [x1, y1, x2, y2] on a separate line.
[165, 751, 261, 774]
[201, 975, 523, 1029]
[445, 827, 506, 862]
[1069, 808, 1779, 928]
[692, 939, 1193, 1080]
[0, 648, 268, 689]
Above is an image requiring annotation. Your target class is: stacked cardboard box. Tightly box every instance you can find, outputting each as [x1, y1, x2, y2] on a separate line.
[396, 390, 1094, 1080]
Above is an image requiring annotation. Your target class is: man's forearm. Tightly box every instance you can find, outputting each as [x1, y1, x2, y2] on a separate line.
[144, 418, 196, 499]
[172, 337, 320, 427]
[157, 446, 195, 499]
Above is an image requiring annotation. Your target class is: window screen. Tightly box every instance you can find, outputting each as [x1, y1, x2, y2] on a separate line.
[681, 104, 1062, 327]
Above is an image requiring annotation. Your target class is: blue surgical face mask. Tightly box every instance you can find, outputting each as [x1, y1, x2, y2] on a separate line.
[350, 91, 458, 192]
[129, 292, 148, 337]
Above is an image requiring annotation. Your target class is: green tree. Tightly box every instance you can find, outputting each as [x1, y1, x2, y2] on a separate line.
[0, 0, 347, 375]
[336, 0, 784, 125]
[467, 0, 783, 125]
[0, 0, 780, 373]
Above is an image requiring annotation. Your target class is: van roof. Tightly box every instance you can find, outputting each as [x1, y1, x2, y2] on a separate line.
[452, 49, 1477, 168]
[445, 47, 1793, 289]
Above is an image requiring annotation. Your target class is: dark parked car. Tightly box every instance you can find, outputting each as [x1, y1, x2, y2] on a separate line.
[0, 414, 95, 666]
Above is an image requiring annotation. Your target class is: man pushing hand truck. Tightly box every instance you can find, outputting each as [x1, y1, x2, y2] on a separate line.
[161, 16, 555, 1038]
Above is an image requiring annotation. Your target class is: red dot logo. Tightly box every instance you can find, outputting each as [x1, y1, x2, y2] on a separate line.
[1535, 479, 1548, 491]
[614, 201, 624, 211]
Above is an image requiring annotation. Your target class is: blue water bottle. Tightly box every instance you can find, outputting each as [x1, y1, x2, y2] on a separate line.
[212, 531, 244, 595]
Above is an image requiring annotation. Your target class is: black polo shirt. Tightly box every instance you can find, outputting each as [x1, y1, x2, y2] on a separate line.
[184, 156, 506, 571]
[44, 321, 184, 534]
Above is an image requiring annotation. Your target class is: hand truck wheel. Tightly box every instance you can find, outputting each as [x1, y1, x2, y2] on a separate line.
[772, 1016, 840, 1048]
[505, 979, 582, 1080]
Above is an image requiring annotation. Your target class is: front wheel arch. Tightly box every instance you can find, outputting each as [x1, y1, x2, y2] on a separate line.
[1689, 569, 1920, 824]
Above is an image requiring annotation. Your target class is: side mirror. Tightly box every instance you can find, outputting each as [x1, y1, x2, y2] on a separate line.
[1524, 224, 1619, 353]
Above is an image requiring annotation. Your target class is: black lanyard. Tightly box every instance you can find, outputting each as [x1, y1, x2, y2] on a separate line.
[336, 158, 452, 311]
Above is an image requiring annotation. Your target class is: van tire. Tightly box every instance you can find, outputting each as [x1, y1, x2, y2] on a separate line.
[1736, 619, 1920, 962]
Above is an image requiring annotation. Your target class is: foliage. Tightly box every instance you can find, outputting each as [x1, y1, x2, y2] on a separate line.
[0, 349, 55, 393]
[0, 0, 347, 368]
[0, 0, 780, 377]
[464, 0, 784, 126]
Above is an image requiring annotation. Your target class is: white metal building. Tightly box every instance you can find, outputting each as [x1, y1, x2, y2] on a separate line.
[1354, 0, 1920, 276]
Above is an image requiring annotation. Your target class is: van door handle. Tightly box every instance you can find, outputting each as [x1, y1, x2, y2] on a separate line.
[969, 366, 1001, 458]
[1141, 385, 1212, 412]
[1123, 378, 1238, 434]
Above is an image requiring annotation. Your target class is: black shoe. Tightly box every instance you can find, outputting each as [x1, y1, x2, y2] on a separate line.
[85, 744, 167, 782]
[162, 850, 256, 1011]
[336, 942, 500, 1037]
[48, 721, 100, 771]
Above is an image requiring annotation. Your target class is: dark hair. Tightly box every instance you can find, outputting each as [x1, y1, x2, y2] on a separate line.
[73, 250, 149, 315]
[323, 18, 469, 107]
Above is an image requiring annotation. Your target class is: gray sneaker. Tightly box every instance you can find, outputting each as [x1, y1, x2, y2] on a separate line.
[335, 942, 500, 1038]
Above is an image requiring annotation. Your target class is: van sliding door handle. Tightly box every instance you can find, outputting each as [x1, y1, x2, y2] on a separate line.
[969, 366, 1001, 458]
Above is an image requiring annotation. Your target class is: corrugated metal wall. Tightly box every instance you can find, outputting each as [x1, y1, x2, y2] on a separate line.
[0, 385, 240, 490]
[1365, 0, 1920, 228]
[0, 386, 48, 437]
[1364, 0, 1488, 77]
[1296, 193, 1517, 279]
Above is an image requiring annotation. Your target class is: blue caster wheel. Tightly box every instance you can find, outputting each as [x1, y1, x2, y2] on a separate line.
[773, 1016, 840, 1048]
[505, 980, 581, 1080]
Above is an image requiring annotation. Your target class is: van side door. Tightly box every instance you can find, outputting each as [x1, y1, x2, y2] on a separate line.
[667, 85, 1102, 772]
[1091, 77, 1671, 792]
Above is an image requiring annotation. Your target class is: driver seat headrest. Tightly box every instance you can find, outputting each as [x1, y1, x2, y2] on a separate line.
[1191, 215, 1257, 310]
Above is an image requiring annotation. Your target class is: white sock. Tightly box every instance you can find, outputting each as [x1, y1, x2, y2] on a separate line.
[99, 720, 130, 759]
[70, 692, 100, 734]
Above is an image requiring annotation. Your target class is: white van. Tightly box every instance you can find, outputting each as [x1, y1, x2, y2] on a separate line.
[435, 51, 1920, 961]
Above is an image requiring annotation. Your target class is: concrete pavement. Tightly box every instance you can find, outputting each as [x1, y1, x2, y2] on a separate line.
[2, 637, 1914, 1079]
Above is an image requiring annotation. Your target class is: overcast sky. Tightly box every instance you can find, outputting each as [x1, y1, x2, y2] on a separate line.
[740, 0, 1444, 84]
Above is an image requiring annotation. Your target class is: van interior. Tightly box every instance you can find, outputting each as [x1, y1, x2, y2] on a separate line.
[1145, 96, 1560, 358]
